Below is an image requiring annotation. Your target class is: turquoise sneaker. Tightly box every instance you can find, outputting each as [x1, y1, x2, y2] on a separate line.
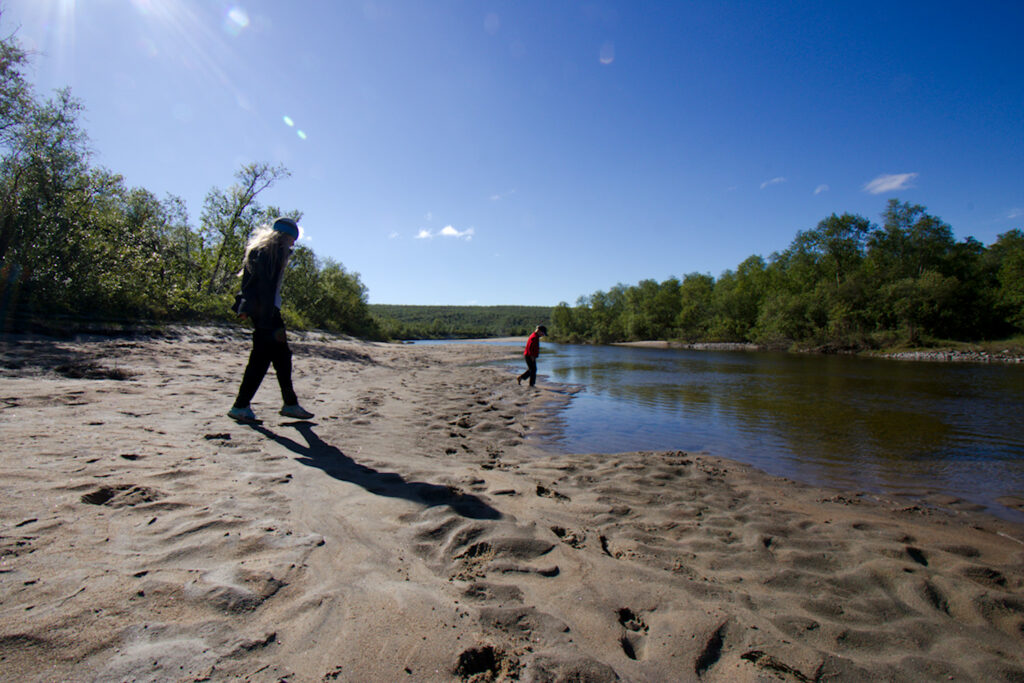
[280, 404, 314, 419]
[228, 405, 258, 422]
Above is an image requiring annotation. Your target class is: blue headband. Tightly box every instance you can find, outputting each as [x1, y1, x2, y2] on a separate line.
[272, 218, 299, 239]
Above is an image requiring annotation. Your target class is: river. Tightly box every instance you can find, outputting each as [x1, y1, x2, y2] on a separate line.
[423, 340, 1024, 522]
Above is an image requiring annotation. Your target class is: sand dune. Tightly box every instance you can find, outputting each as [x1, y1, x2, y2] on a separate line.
[1, 329, 1022, 681]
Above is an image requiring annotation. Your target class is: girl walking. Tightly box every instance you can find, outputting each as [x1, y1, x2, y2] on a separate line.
[228, 217, 315, 422]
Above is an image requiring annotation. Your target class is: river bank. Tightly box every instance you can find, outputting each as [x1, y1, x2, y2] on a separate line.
[1, 329, 1022, 681]
[611, 340, 1024, 363]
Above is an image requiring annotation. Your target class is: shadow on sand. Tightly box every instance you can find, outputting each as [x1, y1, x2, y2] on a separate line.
[249, 421, 501, 520]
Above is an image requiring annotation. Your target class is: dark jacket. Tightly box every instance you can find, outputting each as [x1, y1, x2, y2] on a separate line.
[237, 245, 288, 329]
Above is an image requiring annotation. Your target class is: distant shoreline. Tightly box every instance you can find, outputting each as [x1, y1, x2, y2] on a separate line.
[611, 340, 1024, 363]
[611, 340, 760, 351]
[417, 337, 1024, 364]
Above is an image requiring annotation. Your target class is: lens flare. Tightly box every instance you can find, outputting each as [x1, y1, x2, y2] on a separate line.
[599, 41, 615, 65]
[297, 130, 307, 140]
[223, 7, 250, 36]
[283, 115, 295, 127]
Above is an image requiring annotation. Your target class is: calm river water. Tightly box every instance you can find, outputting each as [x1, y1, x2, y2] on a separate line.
[449, 341, 1024, 522]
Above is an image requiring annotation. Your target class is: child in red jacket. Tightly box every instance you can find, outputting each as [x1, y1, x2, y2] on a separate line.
[517, 325, 547, 386]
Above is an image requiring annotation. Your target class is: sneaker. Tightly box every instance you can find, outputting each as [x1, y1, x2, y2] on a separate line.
[228, 405, 258, 422]
[280, 404, 314, 419]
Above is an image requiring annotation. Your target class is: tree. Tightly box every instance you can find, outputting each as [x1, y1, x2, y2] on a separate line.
[709, 255, 767, 341]
[878, 271, 960, 343]
[200, 162, 290, 295]
[551, 301, 577, 341]
[791, 213, 871, 286]
[868, 199, 956, 280]
[624, 278, 681, 340]
[1, 86, 90, 268]
[989, 229, 1024, 331]
[676, 273, 714, 341]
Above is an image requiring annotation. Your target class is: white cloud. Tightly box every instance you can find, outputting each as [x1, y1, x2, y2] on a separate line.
[864, 172, 918, 194]
[388, 231, 399, 240]
[760, 177, 786, 189]
[440, 225, 474, 240]
[414, 225, 475, 241]
[1007, 208, 1023, 220]
[489, 189, 516, 201]
[814, 184, 829, 195]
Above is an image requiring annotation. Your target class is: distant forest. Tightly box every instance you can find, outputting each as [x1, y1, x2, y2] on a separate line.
[552, 202, 1024, 349]
[371, 305, 551, 340]
[0, 26, 379, 338]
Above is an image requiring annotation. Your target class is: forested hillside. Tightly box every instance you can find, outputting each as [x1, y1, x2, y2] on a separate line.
[0, 26, 378, 338]
[371, 305, 551, 339]
[552, 204, 1024, 349]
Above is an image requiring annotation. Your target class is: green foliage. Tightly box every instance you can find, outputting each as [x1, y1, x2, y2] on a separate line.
[200, 163, 290, 296]
[989, 229, 1024, 330]
[370, 305, 550, 339]
[0, 28, 377, 338]
[556, 201, 1024, 348]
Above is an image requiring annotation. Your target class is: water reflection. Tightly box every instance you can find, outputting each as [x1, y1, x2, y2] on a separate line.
[534, 343, 1024, 521]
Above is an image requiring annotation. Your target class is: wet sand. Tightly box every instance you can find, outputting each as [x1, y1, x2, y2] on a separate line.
[1, 328, 1022, 681]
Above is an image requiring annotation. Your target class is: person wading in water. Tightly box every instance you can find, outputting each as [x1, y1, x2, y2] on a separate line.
[517, 325, 547, 387]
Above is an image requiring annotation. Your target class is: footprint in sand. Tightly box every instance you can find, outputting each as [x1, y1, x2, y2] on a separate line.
[81, 484, 163, 507]
[536, 484, 569, 501]
[617, 608, 649, 660]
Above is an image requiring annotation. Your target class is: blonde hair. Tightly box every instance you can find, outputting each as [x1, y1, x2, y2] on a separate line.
[239, 226, 292, 276]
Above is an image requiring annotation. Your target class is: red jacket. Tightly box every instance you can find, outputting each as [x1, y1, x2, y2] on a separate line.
[524, 332, 541, 358]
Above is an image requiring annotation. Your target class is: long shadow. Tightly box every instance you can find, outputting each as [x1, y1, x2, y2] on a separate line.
[249, 422, 501, 520]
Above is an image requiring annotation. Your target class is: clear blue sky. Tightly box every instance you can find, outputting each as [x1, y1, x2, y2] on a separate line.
[5, 1, 1022, 305]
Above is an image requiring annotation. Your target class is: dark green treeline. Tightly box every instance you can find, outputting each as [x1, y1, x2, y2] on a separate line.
[552, 205, 1024, 348]
[371, 304, 552, 340]
[0, 26, 378, 337]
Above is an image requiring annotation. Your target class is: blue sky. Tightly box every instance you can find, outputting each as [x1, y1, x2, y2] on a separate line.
[4, 1, 1022, 305]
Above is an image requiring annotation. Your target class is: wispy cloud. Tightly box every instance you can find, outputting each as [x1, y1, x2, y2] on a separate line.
[864, 172, 918, 194]
[440, 225, 474, 240]
[760, 177, 786, 189]
[489, 189, 517, 201]
[814, 184, 829, 195]
[388, 231, 399, 240]
[1007, 208, 1023, 220]
[415, 225, 475, 241]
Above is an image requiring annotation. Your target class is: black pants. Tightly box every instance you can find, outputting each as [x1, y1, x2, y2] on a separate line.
[518, 356, 538, 386]
[234, 322, 297, 408]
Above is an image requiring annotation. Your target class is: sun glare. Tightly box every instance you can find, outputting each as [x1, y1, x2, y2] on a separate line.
[223, 7, 250, 36]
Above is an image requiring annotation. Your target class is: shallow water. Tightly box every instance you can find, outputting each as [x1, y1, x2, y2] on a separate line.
[419, 340, 1024, 521]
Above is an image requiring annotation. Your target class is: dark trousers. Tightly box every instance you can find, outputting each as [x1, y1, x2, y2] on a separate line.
[518, 355, 538, 386]
[234, 324, 297, 408]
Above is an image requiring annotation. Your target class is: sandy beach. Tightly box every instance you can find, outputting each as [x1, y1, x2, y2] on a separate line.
[1, 329, 1023, 682]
